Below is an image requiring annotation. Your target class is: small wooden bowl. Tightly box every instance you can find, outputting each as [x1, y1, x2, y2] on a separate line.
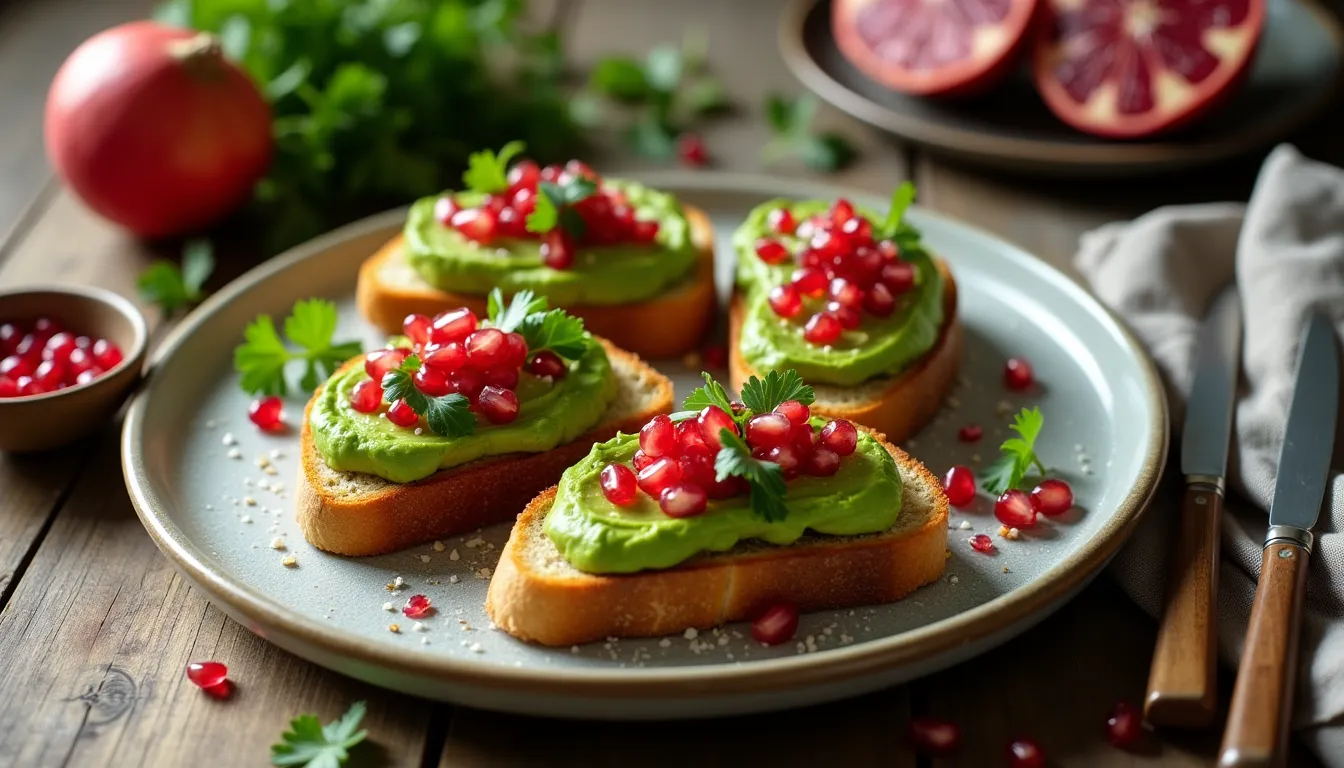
[0, 286, 148, 453]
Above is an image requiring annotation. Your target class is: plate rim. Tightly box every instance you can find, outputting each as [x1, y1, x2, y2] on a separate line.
[778, 0, 1344, 172]
[121, 171, 1169, 698]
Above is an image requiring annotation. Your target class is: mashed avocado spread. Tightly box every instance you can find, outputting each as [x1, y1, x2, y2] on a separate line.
[734, 200, 944, 387]
[403, 179, 698, 305]
[544, 427, 902, 574]
[310, 338, 615, 484]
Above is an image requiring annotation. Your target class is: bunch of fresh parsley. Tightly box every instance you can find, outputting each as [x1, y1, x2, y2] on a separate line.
[682, 370, 816, 522]
[156, 0, 580, 251]
[233, 299, 363, 396]
[137, 240, 215, 314]
[271, 700, 368, 768]
[982, 406, 1047, 495]
[761, 93, 857, 173]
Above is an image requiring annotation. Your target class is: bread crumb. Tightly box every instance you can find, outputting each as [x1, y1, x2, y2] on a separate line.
[382, 602, 395, 611]
[998, 525, 1020, 540]
[227, 448, 242, 459]
[958, 521, 972, 530]
[571, 645, 580, 654]
[466, 537, 485, 548]
[243, 496, 257, 506]
[1003, 566, 1012, 573]
[255, 456, 270, 469]
[658, 638, 672, 648]
[281, 554, 297, 567]
[263, 465, 277, 476]
[421, 637, 430, 645]
[449, 549, 460, 561]
[222, 432, 236, 446]
[684, 628, 699, 640]
[449, 575, 460, 584]
[413, 622, 427, 632]
[419, 554, 431, 564]
[433, 541, 445, 552]
[394, 576, 406, 587]
[240, 515, 252, 524]
[996, 399, 1013, 416]
[269, 537, 285, 550]
[388, 623, 400, 633]
[475, 567, 492, 579]
[949, 575, 959, 584]
[270, 448, 285, 459]
[970, 453, 981, 463]
[470, 643, 484, 654]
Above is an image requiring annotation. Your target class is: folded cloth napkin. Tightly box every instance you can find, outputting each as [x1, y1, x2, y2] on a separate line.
[1076, 144, 1344, 764]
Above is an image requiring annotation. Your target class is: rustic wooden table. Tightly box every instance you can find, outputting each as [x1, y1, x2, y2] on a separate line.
[1, 0, 1340, 765]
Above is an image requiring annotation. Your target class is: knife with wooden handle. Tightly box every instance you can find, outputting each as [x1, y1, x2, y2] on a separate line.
[1146, 288, 1241, 728]
[1220, 311, 1338, 767]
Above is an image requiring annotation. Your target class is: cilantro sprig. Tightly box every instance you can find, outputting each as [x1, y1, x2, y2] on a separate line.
[740, 370, 814, 415]
[381, 355, 475, 438]
[682, 372, 742, 425]
[270, 700, 368, 768]
[137, 240, 215, 314]
[761, 93, 857, 173]
[486, 288, 589, 360]
[462, 141, 526, 195]
[877, 181, 924, 254]
[981, 407, 1047, 495]
[487, 288, 547, 334]
[715, 428, 788, 522]
[234, 299, 363, 396]
[525, 176, 597, 238]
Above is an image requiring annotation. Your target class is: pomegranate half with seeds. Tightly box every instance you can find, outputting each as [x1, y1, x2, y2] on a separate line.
[832, 0, 1040, 97]
[1031, 0, 1264, 138]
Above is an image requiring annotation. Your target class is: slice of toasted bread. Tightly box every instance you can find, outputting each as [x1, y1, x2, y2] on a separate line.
[355, 205, 719, 360]
[728, 259, 961, 445]
[486, 439, 948, 646]
[296, 341, 674, 556]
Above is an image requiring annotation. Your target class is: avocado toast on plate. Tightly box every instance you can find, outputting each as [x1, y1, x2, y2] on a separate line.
[297, 291, 673, 556]
[486, 370, 949, 647]
[728, 184, 961, 443]
[357, 142, 717, 359]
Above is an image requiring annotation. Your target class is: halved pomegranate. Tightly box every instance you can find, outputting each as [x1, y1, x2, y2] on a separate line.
[1031, 0, 1264, 138]
[832, 0, 1040, 96]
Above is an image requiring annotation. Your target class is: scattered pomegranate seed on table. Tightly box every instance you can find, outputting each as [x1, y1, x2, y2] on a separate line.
[968, 533, 995, 553]
[907, 716, 960, 756]
[186, 661, 228, 690]
[1004, 357, 1034, 390]
[1006, 737, 1045, 768]
[248, 396, 285, 432]
[402, 594, 433, 619]
[995, 490, 1037, 528]
[1030, 478, 1074, 516]
[1105, 701, 1142, 749]
[751, 603, 799, 646]
[942, 466, 976, 507]
[0, 317, 122, 398]
[676, 133, 709, 167]
[957, 424, 983, 442]
[700, 343, 727, 368]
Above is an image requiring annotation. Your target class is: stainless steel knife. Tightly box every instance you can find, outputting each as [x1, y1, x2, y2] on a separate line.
[1221, 311, 1339, 768]
[1147, 287, 1242, 728]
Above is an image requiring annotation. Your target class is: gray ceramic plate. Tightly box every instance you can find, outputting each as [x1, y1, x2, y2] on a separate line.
[781, 0, 1344, 175]
[122, 173, 1167, 719]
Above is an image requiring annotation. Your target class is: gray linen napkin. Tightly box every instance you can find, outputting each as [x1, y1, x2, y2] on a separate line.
[1076, 144, 1344, 764]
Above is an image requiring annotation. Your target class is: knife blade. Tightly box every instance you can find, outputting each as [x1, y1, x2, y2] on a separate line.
[1147, 287, 1242, 728]
[1221, 311, 1338, 768]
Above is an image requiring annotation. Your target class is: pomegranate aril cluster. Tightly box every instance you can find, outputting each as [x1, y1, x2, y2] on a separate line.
[758, 200, 917, 346]
[435, 159, 660, 268]
[600, 402, 859, 519]
[0, 318, 123, 398]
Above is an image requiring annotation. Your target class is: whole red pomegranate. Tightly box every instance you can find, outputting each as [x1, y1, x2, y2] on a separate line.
[45, 21, 272, 238]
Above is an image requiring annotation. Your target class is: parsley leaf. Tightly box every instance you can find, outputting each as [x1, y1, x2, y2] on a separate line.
[682, 371, 736, 415]
[381, 356, 476, 438]
[981, 407, 1047, 495]
[880, 182, 917, 238]
[526, 178, 596, 237]
[760, 93, 857, 173]
[739, 370, 815, 414]
[714, 429, 788, 522]
[233, 299, 362, 396]
[461, 141, 526, 195]
[526, 188, 558, 234]
[137, 239, 215, 314]
[487, 288, 549, 333]
[270, 700, 368, 768]
[518, 309, 588, 360]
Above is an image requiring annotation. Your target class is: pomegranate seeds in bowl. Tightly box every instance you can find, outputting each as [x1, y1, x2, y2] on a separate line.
[0, 316, 126, 398]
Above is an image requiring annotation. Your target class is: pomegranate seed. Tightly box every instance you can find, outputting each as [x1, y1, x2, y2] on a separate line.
[387, 399, 419, 427]
[414, 366, 453, 396]
[248, 396, 285, 432]
[751, 603, 799, 645]
[1004, 357, 1034, 390]
[877, 240, 900, 260]
[541, 230, 575, 269]
[186, 661, 228, 690]
[507, 160, 540, 192]
[676, 420, 709, 453]
[631, 219, 660, 243]
[995, 490, 1037, 528]
[450, 368, 483, 398]
[697, 405, 737, 451]
[477, 385, 520, 424]
[1030, 479, 1074, 516]
[434, 196, 460, 226]
[798, 246, 825, 269]
[819, 420, 858, 456]
[767, 208, 797, 235]
[755, 238, 790, 265]
[350, 380, 383, 413]
[791, 267, 828, 297]
[632, 449, 655, 472]
[880, 262, 915, 294]
[768, 284, 803, 319]
[958, 424, 983, 442]
[43, 332, 77, 363]
[526, 350, 567, 379]
[676, 133, 709, 167]
[76, 369, 101, 386]
[502, 332, 528, 369]
[827, 302, 862, 330]
[1006, 738, 1045, 768]
[32, 318, 61, 341]
[943, 466, 976, 507]
[19, 376, 48, 396]
[403, 314, 432, 346]
[830, 198, 855, 224]
[746, 413, 793, 450]
[639, 415, 679, 458]
[659, 483, 708, 517]
[600, 463, 638, 506]
[0, 323, 18, 355]
[565, 159, 598, 179]
[0, 355, 31, 379]
[66, 347, 94, 381]
[450, 207, 498, 244]
[539, 164, 562, 182]
[431, 308, 478, 344]
[364, 347, 410, 380]
[465, 328, 508, 370]
[774, 400, 810, 426]
[496, 207, 527, 238]
[482, 367, 519, 390]
[863, 283, 895, 317]
[908, 717, 961, 756]
[804, 446, 840, 476]
[828, 278, 863, 309]
[92, 339, 123, 370]
[803, 312, 843, 345]
[969, 533, 995, 553]
[1106, 701, 1143, 749]
[510, 186, 537, 216]
[841, 216, 872, 241]
[0, 376, 17, 398]
[33, 360, 64, 389]
[637, 456, 683, 497]
[402, 594, 433, 619]
[423, 342, 467, 373]
[791, 422, 817, 454]
[763, 444, 801, 477]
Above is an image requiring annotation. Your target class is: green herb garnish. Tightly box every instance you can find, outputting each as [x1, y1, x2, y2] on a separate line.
[981, 407, 1047, 495]
[234, 299, 362, 396]
[525, 177, 597, 238]
[270, 700, 368, 768]
[682, 371, 739, 422]
[487, 288, 547, 334]
[137, 239, 214, 314]
[714, 428, 788, 523]
[381, 355, 475, 438]
[462, 141, 526, 195]
[761, 93, 857, 172]
[739, 370, 814, 415]
[485, 287, 587, 360]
